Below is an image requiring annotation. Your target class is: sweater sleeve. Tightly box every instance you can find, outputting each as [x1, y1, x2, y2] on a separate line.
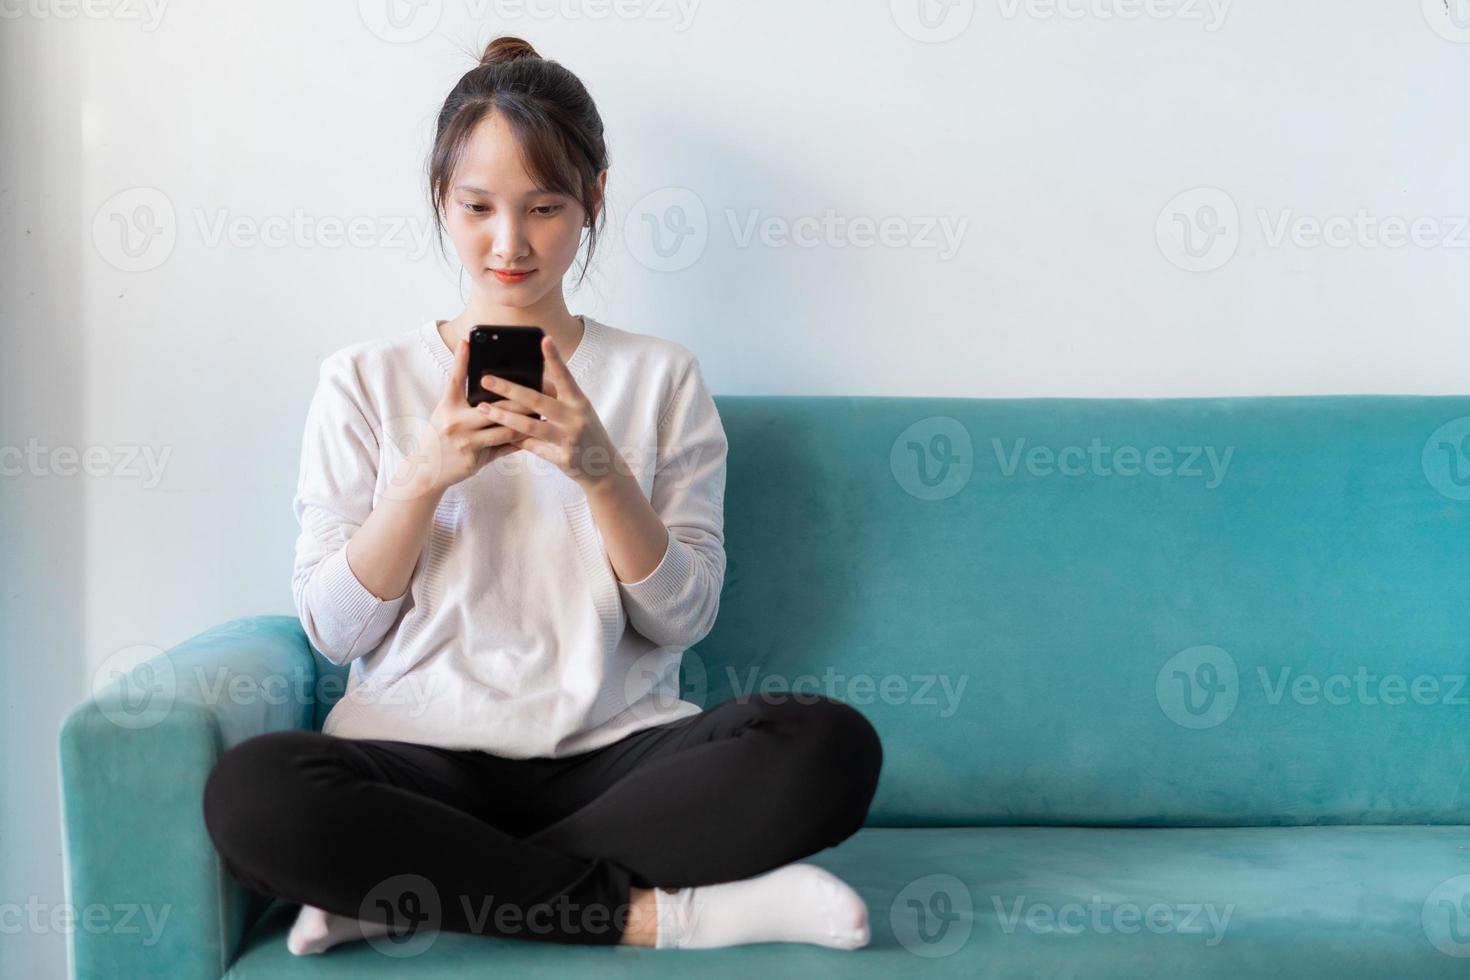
[616, 355, 728, 650]
[290, 354, 409, 666]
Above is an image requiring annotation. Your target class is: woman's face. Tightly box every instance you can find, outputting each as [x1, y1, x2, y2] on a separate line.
[440, 111, 604, 308]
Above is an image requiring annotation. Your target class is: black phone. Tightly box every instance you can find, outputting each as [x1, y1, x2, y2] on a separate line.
[467, 325, 544, 408]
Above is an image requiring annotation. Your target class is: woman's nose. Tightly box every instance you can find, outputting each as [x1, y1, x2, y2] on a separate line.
[490, 215, 529, 262]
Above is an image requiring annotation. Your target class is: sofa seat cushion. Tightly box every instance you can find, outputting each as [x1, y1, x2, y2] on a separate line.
[224, 824, 1470, 979]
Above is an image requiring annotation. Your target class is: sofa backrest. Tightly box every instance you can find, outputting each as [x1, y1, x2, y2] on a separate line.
[690, 395, 1470, 827]
[310, 395, 1470, 827]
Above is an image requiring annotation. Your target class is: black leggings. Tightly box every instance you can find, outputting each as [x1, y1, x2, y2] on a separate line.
[203, 692, 883, 946]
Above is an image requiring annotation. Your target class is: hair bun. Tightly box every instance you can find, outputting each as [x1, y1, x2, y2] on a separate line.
[480, 36, 539, 69]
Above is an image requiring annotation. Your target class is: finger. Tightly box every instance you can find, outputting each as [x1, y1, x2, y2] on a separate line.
[445, 337, 469, 404]
[471, 423, 527, 451]
[476, 397, 537, 424]
[480, 372, 566, 423]
[542, 336, 583, 402]
[479, 402, 551, 441]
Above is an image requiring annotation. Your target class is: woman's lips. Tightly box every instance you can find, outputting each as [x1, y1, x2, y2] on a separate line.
[492, 268, 535, 283]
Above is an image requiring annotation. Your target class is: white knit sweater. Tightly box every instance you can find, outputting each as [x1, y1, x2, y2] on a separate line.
[290, 315, 726, 758]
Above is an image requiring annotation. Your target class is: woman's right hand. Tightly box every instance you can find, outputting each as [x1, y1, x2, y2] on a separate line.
[420, 337, 531, 496]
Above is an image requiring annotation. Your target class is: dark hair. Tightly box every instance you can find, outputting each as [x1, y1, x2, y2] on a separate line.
[428, 36, 609, 290]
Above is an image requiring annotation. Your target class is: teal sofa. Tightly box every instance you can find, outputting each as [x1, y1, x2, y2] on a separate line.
[59, 395, 1470, 978]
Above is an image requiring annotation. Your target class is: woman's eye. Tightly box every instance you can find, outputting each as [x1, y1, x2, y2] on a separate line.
[460, 203, 561, 215]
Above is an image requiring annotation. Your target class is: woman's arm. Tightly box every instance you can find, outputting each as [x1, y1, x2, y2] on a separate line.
[598, 355, 728, 649]
[586, 468, 673, 587]
[342, 461, 445, 602]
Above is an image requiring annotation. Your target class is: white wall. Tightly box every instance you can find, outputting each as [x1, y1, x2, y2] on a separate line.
[5, 1, 1469, 975]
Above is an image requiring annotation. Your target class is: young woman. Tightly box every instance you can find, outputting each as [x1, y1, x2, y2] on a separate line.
[202, 36, 884, 954]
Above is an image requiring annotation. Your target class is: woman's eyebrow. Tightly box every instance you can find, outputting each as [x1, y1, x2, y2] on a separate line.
[453, 183, 559, 197]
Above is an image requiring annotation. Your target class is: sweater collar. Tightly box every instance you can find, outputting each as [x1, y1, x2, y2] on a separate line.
[419, 315, 602, 380]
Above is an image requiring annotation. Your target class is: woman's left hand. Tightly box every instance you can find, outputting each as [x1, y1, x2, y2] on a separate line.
[476, 335, 621, 492]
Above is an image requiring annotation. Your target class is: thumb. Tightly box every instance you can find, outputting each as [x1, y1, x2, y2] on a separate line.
[444, 337, 469, 404]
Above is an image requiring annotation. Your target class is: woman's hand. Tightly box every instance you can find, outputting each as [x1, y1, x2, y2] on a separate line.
[414, 337, 536, 497]
[475, 334, 623, 492]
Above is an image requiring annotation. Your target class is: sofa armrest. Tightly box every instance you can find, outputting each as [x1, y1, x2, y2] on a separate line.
[58, 615, 317, 980]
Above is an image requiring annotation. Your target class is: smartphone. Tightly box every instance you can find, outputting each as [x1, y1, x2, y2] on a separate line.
[467, 325, 544, 408]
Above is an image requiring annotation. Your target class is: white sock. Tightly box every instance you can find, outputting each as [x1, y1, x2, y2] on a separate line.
[286, 904, 396, 956]
[654, 863, 869, 950]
